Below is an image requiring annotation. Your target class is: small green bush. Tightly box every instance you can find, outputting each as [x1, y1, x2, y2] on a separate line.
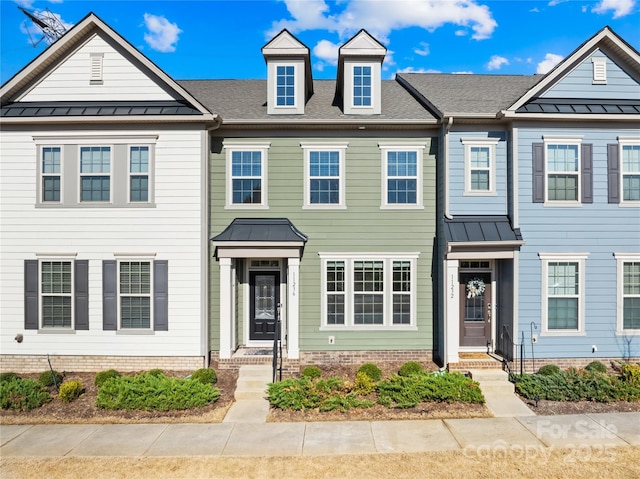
[619, 362, 640, 386]
[301, 366, 322, 379]
[38, 370, 63, 387]
[537, 364, 561, 376]
[96, 372, 220, 411]
[398, 361, 423, 377]
[146, 369, 165, 378]
[353, 371, 376, 395]
[59, 380, 84, 402]
[190, 368, 217, 385]
[0, 372, 20, 382]
[357, 363, 382, 382]
[94, 369, 121, 388]
[585, 361, 608, 374]
[1, 377, 52, 411]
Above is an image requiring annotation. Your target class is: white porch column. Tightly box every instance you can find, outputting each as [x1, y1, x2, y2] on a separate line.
[286, 257, 300, 359]
[445, 259, 460, 365]
[219, 257, 233, 359]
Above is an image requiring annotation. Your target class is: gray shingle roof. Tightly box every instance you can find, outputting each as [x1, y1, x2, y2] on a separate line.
[178, 79, 437, 122]
[397, 73, 542, 117]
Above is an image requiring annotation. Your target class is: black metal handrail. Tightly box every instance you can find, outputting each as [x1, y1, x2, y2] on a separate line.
[272, 304, 282, 382]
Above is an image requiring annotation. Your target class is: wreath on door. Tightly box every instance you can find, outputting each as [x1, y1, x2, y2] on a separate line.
[466, 278, 486, 299]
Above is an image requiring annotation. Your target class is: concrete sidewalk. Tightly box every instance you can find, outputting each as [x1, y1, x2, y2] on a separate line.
[1, 413, 638, 457]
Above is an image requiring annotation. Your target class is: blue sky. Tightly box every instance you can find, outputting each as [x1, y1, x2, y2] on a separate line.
[1, 0, 639, 85]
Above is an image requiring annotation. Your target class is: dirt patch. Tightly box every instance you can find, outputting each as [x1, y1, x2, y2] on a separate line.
[520, 397, 640, 415]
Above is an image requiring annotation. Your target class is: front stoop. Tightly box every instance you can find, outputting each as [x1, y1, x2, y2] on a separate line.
[222, 365, 272, 423]
[468, 369, 535, 418]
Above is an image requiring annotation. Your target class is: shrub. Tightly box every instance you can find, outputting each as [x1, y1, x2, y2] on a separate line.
[353, 371, 376, 395]
[537, 364, 561, 376]
[357, 363, 382, 382]
[301, 366, 322, 379]
[94, 369, 121, 388]
[96, 372, 220, 411]
[38, 370, 63, 387]
[0, 377, 52, 411]
[147, 369, 165, 378]
[398, 361, 423, 377]
[618, 362, 640, 386]
[190, 368, 217, 385]
[585, 361, 608, 374]
[59, 380, 84, 402]
[0, 372, 20, 382]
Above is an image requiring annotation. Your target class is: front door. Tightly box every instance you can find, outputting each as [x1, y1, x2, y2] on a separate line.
[459, 272, 492, 347]
[249, 271, 280, 341]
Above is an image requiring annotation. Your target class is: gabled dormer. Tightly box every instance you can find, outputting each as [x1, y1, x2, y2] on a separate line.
[336, 30, 386, 115]
[262, 29, 313, 115]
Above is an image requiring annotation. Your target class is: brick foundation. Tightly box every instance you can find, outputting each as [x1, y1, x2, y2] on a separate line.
[0, 355, 205, 373]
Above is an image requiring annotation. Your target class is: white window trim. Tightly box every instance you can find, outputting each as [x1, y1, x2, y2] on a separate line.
[351, 64, 373, 109]
[78, 145, 112, 204]
[619, 137, 640, 207]
[301, 142, 348, 209]
[319, 252, 419, 331]
[41, 146, 63, 204]
[539, 253, 589, 336]
[116, 257, 154, 331]
[543, 136, 583, 207]
[461, 138, 499, 196]
[379, 142, 425, 210]
[224, 142, 270, 209]
[128, 145, 152, 204]
[614, 253, 640, 335]
[274, 63, 297, 109]
[37, 254, 77, 331]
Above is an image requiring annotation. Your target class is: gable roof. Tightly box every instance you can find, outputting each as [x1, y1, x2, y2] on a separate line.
[396, 73, 541, 119]
[0, 12, 216, 123]
[505, 26, 640, 118]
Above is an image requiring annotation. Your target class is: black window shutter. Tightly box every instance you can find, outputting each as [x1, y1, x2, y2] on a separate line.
[24, 260, 39, 330]
[532, 142, 545, 203]
[75, 260, 89, 330]
[581, 144, 593, 204]
[154, 260, 169, 331]
[607, 144, 620, 203]
[103, 260, 117, 330]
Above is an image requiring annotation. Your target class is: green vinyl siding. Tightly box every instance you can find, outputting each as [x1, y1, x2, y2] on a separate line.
[209, 134, 437, 351]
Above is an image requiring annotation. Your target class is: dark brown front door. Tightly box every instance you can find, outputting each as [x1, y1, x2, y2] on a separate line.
[249, 271, 279, 341]
[460, 272, 492, 347]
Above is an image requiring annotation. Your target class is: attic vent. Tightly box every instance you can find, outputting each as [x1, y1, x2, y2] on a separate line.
[90, 53, 104, 84]
[592, 57, 606, 84]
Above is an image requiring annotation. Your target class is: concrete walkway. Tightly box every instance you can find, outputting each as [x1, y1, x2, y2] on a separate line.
[1, 413, 638, 457]
[222, 365, 271, 423]
[469, 369, 535, 417]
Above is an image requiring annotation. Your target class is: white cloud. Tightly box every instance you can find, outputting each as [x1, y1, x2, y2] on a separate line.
[414, 41, 430, 56]
[269, 0, 498, 42]
[312, 39, 340, 66]
[537, 53, 563, 74]
[529, 7, 540, 12]
[143, 14, 182, 53]
[486, 55, 509, 70]
[397, 66, 442, 74]
[592, 0, 635, 18]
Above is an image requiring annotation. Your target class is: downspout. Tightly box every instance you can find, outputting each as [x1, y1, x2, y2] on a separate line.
[203, 115, 223, 368]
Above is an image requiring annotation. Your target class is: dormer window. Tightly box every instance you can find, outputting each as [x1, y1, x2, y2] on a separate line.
[353, 66, 372, 107]
[276, 65, 295, 106]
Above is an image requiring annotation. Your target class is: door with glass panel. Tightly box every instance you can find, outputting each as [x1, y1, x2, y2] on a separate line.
[249, 271, 279, 341]
[459, 272, 492, 347]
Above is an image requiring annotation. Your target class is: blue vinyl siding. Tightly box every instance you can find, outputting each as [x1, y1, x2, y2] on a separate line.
[516, 125, 640, 359]
[541, 50, 640, 100]
[448, 130, 507, 215]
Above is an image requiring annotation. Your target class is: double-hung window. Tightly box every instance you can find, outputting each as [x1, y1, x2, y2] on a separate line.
[621, 142, 640, 203]
[42, 147, 61, 202]
[225, 142, 269, 208]
[353, 66, 372, 106]
[80, 146, 111, 202]
[276, 65, 295, 107]
[302, 143, 347, 208]
[129, 146, 149, 202]
[41, 261, 73, 328]
[540, 253, 587, 335]
[119, 261, 151, 329]
[546, 143, 579, 202]
[615, 254, 640, 334]
[320, 254, 417, 329]
[462, 138, 498, 195]
[380, 143, 425, 209]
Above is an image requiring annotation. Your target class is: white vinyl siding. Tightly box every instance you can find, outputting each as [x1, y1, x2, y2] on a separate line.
[540, 253, 588, 335]
[320, 254, 417, 330]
